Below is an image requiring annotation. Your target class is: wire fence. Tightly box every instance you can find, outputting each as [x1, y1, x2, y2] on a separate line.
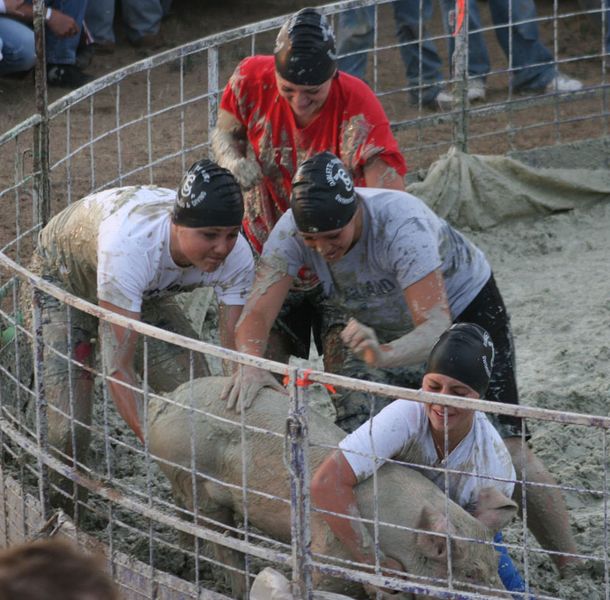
[0, 0, 609, 598]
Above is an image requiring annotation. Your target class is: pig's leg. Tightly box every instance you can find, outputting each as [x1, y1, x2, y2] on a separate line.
[160, 469, 249, 598]
[199, 498, 249, 599]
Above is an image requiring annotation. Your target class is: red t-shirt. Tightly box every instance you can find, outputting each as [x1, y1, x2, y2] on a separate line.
[220, 55, 407, 253]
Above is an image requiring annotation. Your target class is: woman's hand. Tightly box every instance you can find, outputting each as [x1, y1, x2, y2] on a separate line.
[341, 318, 384, 366]
[222, 365, 286, 412]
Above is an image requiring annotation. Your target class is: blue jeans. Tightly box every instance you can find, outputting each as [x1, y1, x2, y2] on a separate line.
[27, 0, 88, 65]
[336, 0, 556, 99]
[0, 16, 36, 75]
[336, 2, 444, 104]
[447, 0, 555, 91]
[86, 0, 172, 44]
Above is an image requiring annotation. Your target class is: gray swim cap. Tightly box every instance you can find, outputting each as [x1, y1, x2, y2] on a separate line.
[425, 323, 495, 397]
[274, 8, 337, 86]
[172, 159, 244, 228]
[290, 151, 357, 233]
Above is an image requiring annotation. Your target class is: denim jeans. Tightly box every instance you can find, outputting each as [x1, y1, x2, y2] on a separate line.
[86, 0, 172, 44]
[40, 0, 88, 65]
[336, 0, 556, 100]
[336, 2, 444, 104]
[440, 0, 555, 91]
[0, 16, 36, 75]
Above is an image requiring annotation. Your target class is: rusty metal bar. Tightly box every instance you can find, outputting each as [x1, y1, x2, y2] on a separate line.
[31, 288, 50, 519]
[32, 0, 50, 227]
[286, 369, 313, 599]
[451, 0, 469, 152]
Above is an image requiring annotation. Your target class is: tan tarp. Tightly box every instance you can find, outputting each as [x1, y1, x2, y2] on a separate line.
[407, 147, 610, 230]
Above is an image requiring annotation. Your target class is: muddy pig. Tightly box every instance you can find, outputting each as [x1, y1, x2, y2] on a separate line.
[148, 376, 516, 599]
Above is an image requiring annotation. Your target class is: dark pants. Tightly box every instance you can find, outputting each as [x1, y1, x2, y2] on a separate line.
[324, 274, 527, 437]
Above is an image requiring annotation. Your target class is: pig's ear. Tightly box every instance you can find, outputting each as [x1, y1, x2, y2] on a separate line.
[472, 487, 518, 531]
[415, 507, 452, 561]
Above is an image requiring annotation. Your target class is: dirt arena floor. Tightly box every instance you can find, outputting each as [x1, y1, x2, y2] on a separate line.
[1, 1, 609, 599]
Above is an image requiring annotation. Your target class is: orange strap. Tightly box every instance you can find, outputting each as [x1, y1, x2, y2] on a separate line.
[454, 0, 465, 35]
[283, 369, 336, 394]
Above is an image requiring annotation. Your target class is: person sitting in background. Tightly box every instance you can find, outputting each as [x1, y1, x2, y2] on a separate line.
[336, 0, 582, 109]
[0, 538, 119, 600]
[311, 323, 527, 594]
[0, 0, 92, 87]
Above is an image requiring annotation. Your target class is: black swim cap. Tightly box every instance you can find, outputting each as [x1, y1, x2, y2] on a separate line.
[425, 323, 495, 397]
[274, 8, 337, 86]
[291, 151, 357, 233]
[172, 159, 244, 228]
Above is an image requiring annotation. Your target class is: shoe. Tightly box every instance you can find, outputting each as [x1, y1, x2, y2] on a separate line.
[436, 79, 487, 108]
[90, 40, 116, 55]
[545, 73, 583, 93]
[75, 45, 95, 70]
[130, 32, 166, 50]
[467, 78, 486, 101]
[47, 64, 93, 89]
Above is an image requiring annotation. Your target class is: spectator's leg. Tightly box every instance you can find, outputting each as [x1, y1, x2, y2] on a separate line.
[160, 0, 172, 18]
[46, 0, 88, 65]
[121, 0, 164, 46]
[392, 0, 443, 105]
[487, 0, 555, 91]
[335, 6, 375, 80]
[439, 0, 490, 81]
[84, 0, 116, 45]
[0, 17, 36, 75]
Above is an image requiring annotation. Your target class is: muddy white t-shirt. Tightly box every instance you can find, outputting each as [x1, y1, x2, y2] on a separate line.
[262, 188, 490, 343]
[38, 186, 254, 312]
[339, 400, 515, 510]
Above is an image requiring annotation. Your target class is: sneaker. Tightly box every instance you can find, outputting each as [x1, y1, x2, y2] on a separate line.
[130, 32, 166, 50]
[47, 64, 93, 89]
[545, 73, 583, 93]
[436, 79, 486, 108]
[467, 78, 486, 101]
[75, 45, 95, 70]
[90, 40, 116, 55]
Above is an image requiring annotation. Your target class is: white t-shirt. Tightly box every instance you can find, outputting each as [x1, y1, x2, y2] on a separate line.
[261, 188, 490, 343]
[38, 186, 254, 312]
[339, 400, 515, 511]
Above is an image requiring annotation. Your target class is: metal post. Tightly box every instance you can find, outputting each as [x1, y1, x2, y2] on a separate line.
[32, 289, 51, 519]
[32, 0, 51, 227]
[451, 0, 469, 152]
[286, 370, 313, 599]
[208, 46, 219, 132]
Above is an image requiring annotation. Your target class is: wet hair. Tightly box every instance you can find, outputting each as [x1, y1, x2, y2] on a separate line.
[172, 159, 244, 228]
[274, 8, 337, 86]
[290, 151, 357, 233]
[0, 538, 119, 600]
[425, 323, 495, 397]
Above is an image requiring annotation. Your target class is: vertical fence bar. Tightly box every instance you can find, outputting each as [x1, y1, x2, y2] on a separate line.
[208, 46, 219, 135]
[451, 0, 469, 152]
[32, 0, 50, 227]
[603, 429, 610, 600]
[286, 369, 313, 599]
[31, 288, 50, 519]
